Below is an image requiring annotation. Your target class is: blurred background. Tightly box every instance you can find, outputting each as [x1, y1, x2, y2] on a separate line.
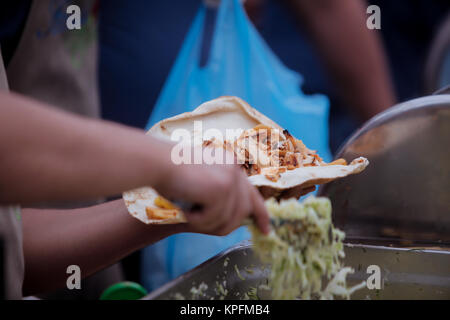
[96, 0, 450, 286]
[1, 0, 449, 300]
[99, 0, 450, 153]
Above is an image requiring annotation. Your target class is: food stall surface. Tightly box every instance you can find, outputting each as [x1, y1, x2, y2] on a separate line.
[144, 241, 450, 300]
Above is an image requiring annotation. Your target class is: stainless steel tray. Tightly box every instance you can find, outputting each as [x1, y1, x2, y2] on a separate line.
[144, 241, 450, 300]
[319, 95, 450, 246]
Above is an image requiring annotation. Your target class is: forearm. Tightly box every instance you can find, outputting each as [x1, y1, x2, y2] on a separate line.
[289, 0, 396, 120]
[21, 200, 188, 295]
[0, 91, 173, 205]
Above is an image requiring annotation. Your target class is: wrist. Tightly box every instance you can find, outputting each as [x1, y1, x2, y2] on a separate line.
[141, 136, 177, 193]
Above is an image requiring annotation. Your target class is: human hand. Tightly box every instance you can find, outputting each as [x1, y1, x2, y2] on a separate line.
[155, 162, 270, 236]
[258, 185, 316, 200]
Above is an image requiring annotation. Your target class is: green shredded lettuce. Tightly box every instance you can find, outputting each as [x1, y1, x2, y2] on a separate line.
[190, 282, 208, 299]
[249, 196, 365, 300]
[244, 287, 259, 300]
[215, 280, 228, 299]
[173, 292, 185, 300]
[234, 264, 246, 281]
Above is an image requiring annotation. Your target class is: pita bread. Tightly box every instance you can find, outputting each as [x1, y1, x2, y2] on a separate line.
[123, 96, 369, 224]
[248, 157, 368, 189]
[149, 96, 282, 140]
[123, 187, 186, 224]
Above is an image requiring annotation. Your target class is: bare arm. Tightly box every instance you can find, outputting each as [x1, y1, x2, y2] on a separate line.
[0, 91, 174, 205]
[287, 0, 396, 120]
[0, 92, 269, 235]
[0, 91, 270, 292]
[21, 200, 189, 295]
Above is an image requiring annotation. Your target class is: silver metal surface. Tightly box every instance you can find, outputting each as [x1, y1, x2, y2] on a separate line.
[144, 241, 450, 300]
[434, 85, 450, 95]
[319, 95, 450, 246]
[423, 13, 450, 94]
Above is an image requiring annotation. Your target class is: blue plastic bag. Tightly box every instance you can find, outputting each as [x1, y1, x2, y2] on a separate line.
[142, 0, 331, 291]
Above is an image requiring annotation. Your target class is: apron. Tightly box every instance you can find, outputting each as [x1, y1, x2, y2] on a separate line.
[0, 47, 25, 300]
[0, 0, 122, 299]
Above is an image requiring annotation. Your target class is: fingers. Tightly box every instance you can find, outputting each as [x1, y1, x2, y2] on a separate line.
[180, 161, 315, 236]
[189, 166, 270, 237]
[257, 184, 316, 201]
[184, 209, 216, 232]
[250, 184, 270, 234]
[258, 186, 281, 199]
[214, 170, 270, 236]
[280, 185, 316, 200]
[210, 167, 242, 235]
[185, 165, 240, 234]
[183, 166, 229, 232]
[300, 186, 316, 197]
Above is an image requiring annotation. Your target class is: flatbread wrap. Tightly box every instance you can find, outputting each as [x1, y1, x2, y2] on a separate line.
[123, 96, 369, 224]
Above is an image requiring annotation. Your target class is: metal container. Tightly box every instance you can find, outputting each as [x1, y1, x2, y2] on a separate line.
[319, 95, 450, 246]
[144, 95, 450, 300]
[144, 241, 450, 300]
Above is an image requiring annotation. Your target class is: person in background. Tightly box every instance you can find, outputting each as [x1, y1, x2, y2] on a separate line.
[100, 0, 396, 152]
[249, 0, 397, 151]
[0, 0, 270, 300]
[1, 0, 125, 299]
[368, 0, 450, 98]
[97, 0, 396, 290]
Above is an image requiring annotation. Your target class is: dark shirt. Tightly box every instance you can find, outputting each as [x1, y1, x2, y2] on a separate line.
[371, 0, 450, 100]
[98, 0, 449, 153]
[0, 1, 32, 67]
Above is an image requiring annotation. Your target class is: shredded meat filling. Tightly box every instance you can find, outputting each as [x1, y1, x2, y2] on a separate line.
[203, 126, 347, 182]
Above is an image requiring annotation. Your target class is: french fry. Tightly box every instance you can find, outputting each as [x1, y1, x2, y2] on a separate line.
[146, 207, 179, 220]
[154, 196, 179, 210]
[327, 158, 347, 166]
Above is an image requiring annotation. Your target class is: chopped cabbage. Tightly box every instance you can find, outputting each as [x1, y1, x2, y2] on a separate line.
[215, 280, 228, 299]
[173, 292, 186, 300]
[243, 287, 259, 300]
[234, 264, 246, 281]
[190, 282, 208, 299]
[249, 196, 365, 300]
